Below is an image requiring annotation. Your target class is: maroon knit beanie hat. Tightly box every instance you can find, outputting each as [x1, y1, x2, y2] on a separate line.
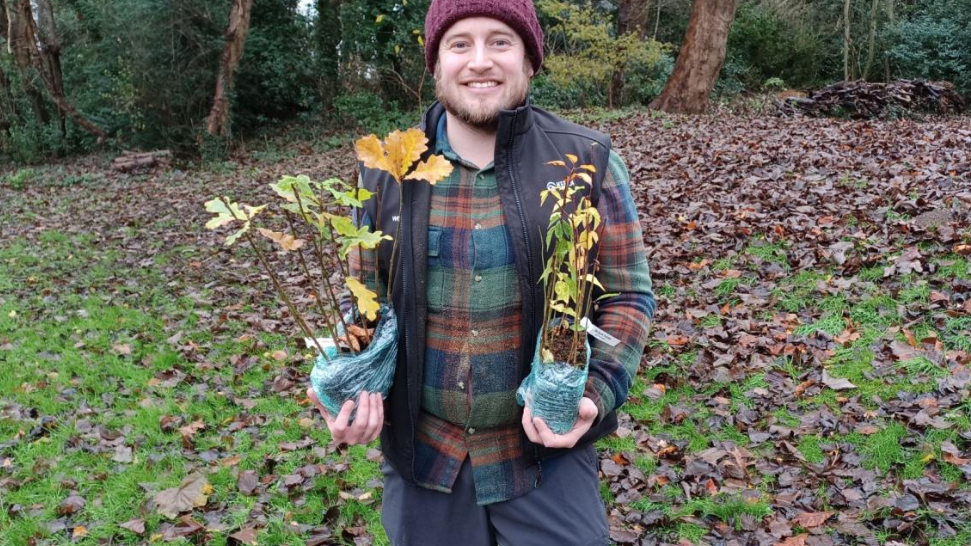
[424, 0, 544, 74]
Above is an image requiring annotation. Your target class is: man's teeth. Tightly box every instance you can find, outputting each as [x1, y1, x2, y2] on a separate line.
[468, 81, 499, 88]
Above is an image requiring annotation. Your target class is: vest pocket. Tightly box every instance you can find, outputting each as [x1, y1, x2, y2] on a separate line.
[426, 227, 445, 312]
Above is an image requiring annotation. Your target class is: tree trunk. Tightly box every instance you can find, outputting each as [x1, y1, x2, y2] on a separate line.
[862, 0, 879, 80]
[205, 0, 254, 137]
[843, 0, 853, 81]
[649, 0, 738, 115]
[884, 0, 894, 81]
[653, 0, 662, 40]
[1, 0, 51, 124]
[34, 0, 66, 134]
[316, 0, 342, 105]
[10, 0, 104, 140]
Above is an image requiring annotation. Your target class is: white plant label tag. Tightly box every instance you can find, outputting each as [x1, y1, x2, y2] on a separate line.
[580, 317, 621, 347]
[304, 337, 337, 352]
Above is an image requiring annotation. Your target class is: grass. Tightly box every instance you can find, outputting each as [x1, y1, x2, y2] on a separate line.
[0, 230, 388, 546]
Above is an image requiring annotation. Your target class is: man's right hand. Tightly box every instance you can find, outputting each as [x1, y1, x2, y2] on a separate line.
[307, 388, 384, 445]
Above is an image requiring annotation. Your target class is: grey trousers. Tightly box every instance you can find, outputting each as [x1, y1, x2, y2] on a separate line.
[380, 444, 609, 546]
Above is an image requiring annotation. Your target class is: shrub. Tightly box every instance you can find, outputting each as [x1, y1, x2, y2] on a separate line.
[720, 0, 827, 94]
[887, 0, 971, 98]
[3, 168, 36, 190]
[538, 0, 670, 108]
[332, 92, 417, 135]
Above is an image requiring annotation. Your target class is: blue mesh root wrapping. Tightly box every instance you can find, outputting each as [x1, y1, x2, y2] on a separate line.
[516, 330, 591, 435]
[310, 305, 398, 418]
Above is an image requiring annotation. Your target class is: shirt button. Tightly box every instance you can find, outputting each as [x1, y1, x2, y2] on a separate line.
[474, 274, 482, 282]
[471, 329, 479, 337]
[467, 427, 476, 435]
[474, 223, 482, 230]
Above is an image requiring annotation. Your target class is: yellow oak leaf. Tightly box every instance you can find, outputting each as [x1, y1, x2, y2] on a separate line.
[405, 155, 453, 185]
[346, 277, 380, 321]
[385, 128, 427, 181]
[258, 228, 305, 251]
[355, 134, 391, 173]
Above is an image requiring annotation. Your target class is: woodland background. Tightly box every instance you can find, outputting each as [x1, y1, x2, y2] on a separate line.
[0, 0, 970, 162]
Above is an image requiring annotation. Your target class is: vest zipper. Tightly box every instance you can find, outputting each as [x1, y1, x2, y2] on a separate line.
[505, 112, 535, 322]
[399, 186, 416, 479]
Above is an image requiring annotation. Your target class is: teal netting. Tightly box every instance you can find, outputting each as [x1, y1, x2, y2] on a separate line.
[310, 305, 398, 419]
[516, 329, 590, 435]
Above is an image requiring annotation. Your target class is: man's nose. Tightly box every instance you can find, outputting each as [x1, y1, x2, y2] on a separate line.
[468, 42, 494, 70]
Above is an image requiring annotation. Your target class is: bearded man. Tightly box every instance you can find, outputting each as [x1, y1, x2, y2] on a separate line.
[308, 0, 655, 543]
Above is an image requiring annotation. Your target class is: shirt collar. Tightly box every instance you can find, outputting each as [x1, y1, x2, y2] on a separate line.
[435, 114, 457, 159]
[434, 114, 495, 171]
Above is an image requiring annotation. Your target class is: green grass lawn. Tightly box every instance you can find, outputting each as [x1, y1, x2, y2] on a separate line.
[0, 227, 387, 545]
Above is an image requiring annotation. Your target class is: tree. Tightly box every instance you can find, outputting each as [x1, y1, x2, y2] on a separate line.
[843, 0, 853, 80]
[1, 0, 103, 140]
[206, 0, 254, 137]
[650, 0, 738, 114]
[0, 0, 51, 125]
[34, 0, 66, 134]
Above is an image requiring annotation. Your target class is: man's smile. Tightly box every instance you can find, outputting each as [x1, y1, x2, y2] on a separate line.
[465, 80, 501, 90]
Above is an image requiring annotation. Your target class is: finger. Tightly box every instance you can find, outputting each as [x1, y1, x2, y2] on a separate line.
[522, 406, 541, 443]
[365, 393, 382, 442]
[349, 391, 371, 442]
[307, 388, 335, 426]
[332, 399, 355, 443]
[362, 392, 378, 442]
[578, 398, 598, 423]
[532, 416, 561, 447]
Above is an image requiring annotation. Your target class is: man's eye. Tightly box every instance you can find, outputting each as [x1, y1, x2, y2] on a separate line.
[493, 40, 509, 47]
[451, 41, 469, 49]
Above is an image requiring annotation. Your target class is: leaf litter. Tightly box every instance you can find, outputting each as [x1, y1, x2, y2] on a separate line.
[0, 113, 969, 544]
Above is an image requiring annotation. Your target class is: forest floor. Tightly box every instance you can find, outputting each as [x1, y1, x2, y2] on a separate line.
[1, 111, 970, 546]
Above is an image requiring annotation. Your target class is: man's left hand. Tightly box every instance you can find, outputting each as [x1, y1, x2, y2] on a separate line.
[522, 396, 598, 449]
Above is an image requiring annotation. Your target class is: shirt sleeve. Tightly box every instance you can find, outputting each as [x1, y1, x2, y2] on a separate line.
[582, 150, 656, 425]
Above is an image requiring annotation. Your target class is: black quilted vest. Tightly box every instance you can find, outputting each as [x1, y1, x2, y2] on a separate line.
[360, 100, 618, 485]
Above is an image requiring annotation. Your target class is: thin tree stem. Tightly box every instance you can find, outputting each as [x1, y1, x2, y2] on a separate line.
[218, 197, 327, 359]
[285, 211, 342, 351]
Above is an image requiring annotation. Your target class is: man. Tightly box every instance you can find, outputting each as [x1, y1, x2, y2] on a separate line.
[307, 0, 655, 543]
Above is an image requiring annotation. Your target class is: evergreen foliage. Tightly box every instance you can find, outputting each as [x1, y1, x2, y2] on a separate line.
[888, 0, 971, 97]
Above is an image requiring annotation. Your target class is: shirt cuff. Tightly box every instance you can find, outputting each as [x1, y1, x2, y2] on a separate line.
[583, 372, 616, 428]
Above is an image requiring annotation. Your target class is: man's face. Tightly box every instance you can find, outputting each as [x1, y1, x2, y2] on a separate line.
[435, 17, 534, 130]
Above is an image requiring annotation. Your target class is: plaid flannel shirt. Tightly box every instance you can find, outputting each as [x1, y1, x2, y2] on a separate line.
[346, 117, 655, 504]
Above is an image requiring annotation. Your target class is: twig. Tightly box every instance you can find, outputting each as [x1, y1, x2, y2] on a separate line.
[218, 197, 327, 359]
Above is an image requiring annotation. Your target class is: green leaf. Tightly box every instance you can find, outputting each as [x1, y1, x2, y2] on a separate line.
[204, 199, 265, 246]
[225, 223, 250, 246]
[329, 215, 357, 237]
[271, 175, 319, 209]
[338, 224, 392, 259]
[204, 198, 244, 230]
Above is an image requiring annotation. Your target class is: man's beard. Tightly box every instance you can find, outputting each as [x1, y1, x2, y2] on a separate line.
[434, 66, 531, 130]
